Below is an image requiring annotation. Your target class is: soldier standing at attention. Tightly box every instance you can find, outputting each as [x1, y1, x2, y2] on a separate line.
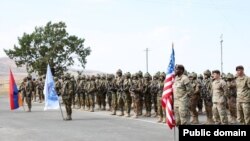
[211, 70, 228, 125]
[226, 73, 237, 124]
[62, 73, 73, 120]
[235, 65, 250, 125]
[26, 74, 33, 112]
[201, 70, 214, 124]
[188, 72, 200, 124]
[173, 65, 193, 125]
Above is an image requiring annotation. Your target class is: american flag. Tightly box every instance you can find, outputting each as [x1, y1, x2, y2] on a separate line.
[162, 45, 175, 129]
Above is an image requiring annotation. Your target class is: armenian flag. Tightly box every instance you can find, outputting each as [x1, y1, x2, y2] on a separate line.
[9, 69, 22, 110]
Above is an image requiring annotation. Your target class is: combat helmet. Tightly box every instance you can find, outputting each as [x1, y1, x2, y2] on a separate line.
[203, 69, 211, 76]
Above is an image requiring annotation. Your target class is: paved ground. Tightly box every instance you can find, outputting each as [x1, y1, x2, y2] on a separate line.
[0, 94, 181, 141]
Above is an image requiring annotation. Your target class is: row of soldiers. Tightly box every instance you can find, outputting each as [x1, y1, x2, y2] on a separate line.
[173, 64, 249, 125]
[19, 75, 46, 112]
[55, 70, 167, 121]
[19, 65, 249, 124]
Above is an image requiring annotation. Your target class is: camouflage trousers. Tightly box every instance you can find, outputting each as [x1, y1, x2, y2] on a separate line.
[174, 99, 190, 126]
[79, 93, 85, 108]
[85, 93, 90, 109]
[197, 96, 203, 111]
[151, 94, 157, 114]
[144, 93, 151, 112]
[227, 96, 236, 119]
[157, 97, 165, 118]
[237, 102, 250, 125]
[101, 92, 106, 109]
[72, 93, 76, 106]
[32, 90, 36, 102]
[25, 96, 32, 109]
[188, 94, 199, 118]
[96, 92, 102, 108]
[125, 93, 132, 114]
[106, 93, 112, 110]
[204, 98, 213, 120]
[132, 93, 140, 116]
[139, 93, 143, 115]
[63, 98, 72, 115]
[88, 93, 95, 109]
[212, 102, 228, 124]
[37, 89, 44, 102]
[75, 93, 81, 108]
[111, 93, 117, 112]
[118, 92, 125, 111]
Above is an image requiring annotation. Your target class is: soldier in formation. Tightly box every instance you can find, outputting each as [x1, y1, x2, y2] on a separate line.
[19, 65, 250, 124]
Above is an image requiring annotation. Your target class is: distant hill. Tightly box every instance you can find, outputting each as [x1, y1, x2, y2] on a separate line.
[0, 57, 105, 84]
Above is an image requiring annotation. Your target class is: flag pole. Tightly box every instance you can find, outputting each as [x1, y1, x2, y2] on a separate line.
[174, 126, 176, 141]
[58, 98, 65, 120]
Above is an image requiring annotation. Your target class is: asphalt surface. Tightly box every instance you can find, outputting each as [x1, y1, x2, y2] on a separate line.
[0, 94, 179, 141]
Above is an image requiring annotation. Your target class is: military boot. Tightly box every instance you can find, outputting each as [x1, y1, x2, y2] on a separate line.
[69, 115, 72, 120]
[86, 107, 90, 111]
[147, 111, 151, 117]
[65, 115, 70, 120]
[191, 117, 199, 124]
[162, 118, 166, 123]
[152, 112, 158, 117]
[119, 109, 124, 116]
[204, 118, 214, 125]
[230, 116, 237, 124]
[111, 110, 116, 115]
[126, 113, 131, 117]
[133, 114, 138, 118]
[157, 117, 163, 123]
[90, 107, 94, 112]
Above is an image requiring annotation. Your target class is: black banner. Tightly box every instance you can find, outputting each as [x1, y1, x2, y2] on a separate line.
[179, 125, 250, 141]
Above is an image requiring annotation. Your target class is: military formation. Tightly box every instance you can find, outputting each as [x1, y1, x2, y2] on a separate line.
[18, 65, 250, 125]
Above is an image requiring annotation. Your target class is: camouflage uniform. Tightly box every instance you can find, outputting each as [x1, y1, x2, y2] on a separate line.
[173, 65, 193, 125]
[142, 73, 152, 117]
[85, 76, 91, 110]
[116, 69, 124, 116]
[157, 73, 166, 123]
[150, 74, 159, 117]
[71, 76, 77, 109]
[19, 78, 27, 105]
[188, 73, 201, 124]
[201, 70, 214, 124]
[226, 73, 237, 123]
[137, 71, 144, 116]
[55, 77, 62, 96]
[123, 72, 132, 117]
[100, 74, 107, 110]
[25, 75, 33, 112]
[62, 73, 73, 120]
[129, 74, 142, 118]
[37, 77, 44, 103]
[106, 74, 116, 111]
[78, 75, 86, 110]
[32, 78, 37, 102]
[212, 74, 228, 124]
[197, 74, 203, 114]
[235, 74, 250, 125]
[86, 75, 96, 112]
[75, 75, 82, 109]
[95, 74, 102, 110]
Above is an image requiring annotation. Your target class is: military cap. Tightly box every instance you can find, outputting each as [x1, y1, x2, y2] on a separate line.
[236, 65, 244, 71]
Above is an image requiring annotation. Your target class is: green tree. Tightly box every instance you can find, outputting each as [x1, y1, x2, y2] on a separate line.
[4, 21, 91, 76]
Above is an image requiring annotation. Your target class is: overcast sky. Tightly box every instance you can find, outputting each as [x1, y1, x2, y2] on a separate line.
[0, 0, 249, 75]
